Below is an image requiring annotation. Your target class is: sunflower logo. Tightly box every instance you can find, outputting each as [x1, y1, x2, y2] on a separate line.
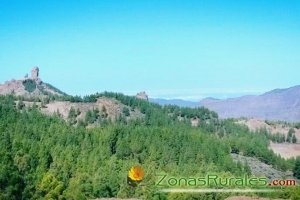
[127, 166, 144, 186]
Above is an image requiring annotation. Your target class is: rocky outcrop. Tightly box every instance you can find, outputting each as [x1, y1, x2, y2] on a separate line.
[40, 97, 144, 125]
[191, 118, 199, 127]
[0, 67, 64, 97]
[31, 67, 39, 80]
[0, 79, 26, 95]
[231, 153, 293, 180]
[136, 91, 148, 101]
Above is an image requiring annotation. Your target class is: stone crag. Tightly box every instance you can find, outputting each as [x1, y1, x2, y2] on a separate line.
[136, 91, 148, 101]
[0, 67, 63, 97]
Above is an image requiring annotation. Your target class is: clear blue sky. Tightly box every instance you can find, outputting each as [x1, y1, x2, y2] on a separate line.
[0, 0, 299, 100]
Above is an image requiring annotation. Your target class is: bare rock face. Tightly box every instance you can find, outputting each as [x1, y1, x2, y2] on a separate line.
[41, 97, 144, 125]
[191, 118, 199, 127]
[0, 80, 26, 95]
[31, 67, 39, 80]
[0, 66, 64, 97]
[231, 153, 293, 181]
[136, 91, 148, 101]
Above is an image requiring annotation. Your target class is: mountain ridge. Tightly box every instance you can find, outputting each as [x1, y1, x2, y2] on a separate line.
[2, 67, 300, 122]
[200, 85, 300, 121]
[0, 67, 66, 98]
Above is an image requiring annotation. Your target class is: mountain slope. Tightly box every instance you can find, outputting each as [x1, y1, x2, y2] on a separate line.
[0, 94, 295, 200]
[0, 67, 66, 97]
[200, 85, 300, 121]
[1, 70, 299, 199]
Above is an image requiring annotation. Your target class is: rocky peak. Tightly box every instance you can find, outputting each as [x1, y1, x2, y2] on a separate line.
[136, 91, 148, 101]
[0, 66, 64, 97]
[31, 66, 39, 80]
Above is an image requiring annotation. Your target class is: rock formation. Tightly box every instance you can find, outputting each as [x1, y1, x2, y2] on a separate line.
[136, 91, 148, 101]
[31, 67, 39, 80]
[0, 67, 63, 96]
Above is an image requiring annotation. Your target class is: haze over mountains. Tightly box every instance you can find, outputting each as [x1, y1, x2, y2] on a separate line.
[199, 85, 300, 122]
[149, 98, 199, 107]
[151, 86, 300, 122]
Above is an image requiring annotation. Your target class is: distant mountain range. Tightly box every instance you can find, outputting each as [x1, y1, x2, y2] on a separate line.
[199, 85, 300, 122]
[151, 85, 300, 122]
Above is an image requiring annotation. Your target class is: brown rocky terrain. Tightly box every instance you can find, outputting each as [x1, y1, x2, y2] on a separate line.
[237, 119, 300, 159]
[231, 154, 293, 180]
[41, 97, 143, 123]
[269, 142, 300, 159]
[0, 67, 65, 97]
[238, 119, 300, 141]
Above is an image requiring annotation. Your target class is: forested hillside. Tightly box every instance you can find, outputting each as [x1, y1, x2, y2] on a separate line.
[0, 95, 299, 200]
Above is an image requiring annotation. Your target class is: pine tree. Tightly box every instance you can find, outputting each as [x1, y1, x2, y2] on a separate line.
[292, 134, 297, 143]
[293, 157, 300, 179]
[287, 128, 295, 143]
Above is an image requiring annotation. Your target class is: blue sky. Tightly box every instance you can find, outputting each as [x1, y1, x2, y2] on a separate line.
[0, 0, 299, 100]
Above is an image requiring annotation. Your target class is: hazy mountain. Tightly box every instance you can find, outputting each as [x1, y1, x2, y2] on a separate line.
[200, 85, 300, 121]
[149, 98, 198, 107]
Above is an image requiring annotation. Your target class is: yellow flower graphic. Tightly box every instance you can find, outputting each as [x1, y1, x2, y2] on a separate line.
[128, 166, 144, 182]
